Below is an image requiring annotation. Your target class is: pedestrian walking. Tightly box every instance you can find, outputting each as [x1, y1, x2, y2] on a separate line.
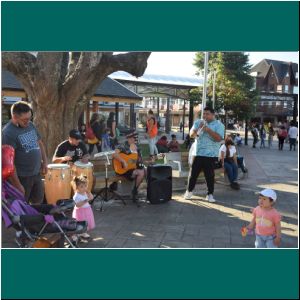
[267, 124, 275, 148]
[288, 121, 298, 151]
[260, 124, 266, 148]
[277, 126, 288, 150]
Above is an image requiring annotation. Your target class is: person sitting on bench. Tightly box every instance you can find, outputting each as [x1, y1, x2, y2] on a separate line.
[112, 131, 146, 203]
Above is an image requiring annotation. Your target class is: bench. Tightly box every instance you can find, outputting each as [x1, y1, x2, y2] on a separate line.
[163, 152, 224, 179]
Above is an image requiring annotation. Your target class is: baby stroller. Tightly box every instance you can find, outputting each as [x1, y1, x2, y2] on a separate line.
[2, 180, 88, 248]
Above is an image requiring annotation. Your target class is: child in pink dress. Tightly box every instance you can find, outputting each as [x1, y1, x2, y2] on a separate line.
[247, 188, 281, 248]
[72, 175, 95, 240]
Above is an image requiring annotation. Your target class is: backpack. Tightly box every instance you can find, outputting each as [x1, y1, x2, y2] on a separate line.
[86, 126, 95, 139]
[279, 129, 288, 138]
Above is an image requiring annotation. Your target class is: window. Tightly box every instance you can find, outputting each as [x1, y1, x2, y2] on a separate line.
[284, 85, 289, 93]
[285, 72, 289, 77]
[293, 86, 298, 94]
[269, 101, 273, 107]
[295, 72, 298, 79]
[276, 101, 281, 106]
[277, 85, 282, 92]
[284, 101, 288, 108]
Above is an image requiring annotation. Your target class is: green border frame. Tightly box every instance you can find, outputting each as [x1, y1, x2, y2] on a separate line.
[1, 1, 299, 51]
[1, 249, 299, 299]
[1, 1, 299, 299]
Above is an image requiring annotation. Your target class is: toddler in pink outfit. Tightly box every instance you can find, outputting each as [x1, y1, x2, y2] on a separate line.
[247, 188, 281, 248]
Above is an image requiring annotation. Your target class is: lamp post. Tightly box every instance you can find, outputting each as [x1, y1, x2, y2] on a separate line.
[201, 51, 209, 119]
[212, 70, 216, 109]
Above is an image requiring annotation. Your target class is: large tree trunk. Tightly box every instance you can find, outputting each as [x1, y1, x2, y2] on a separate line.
[2, 51, 151, 159]
[31, 94, 83, 159]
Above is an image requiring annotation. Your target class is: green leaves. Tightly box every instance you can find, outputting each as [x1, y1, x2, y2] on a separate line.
[194, 51, 258, 119]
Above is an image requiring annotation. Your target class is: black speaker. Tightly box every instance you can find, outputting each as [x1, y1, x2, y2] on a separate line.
[147, 165, 172, 204]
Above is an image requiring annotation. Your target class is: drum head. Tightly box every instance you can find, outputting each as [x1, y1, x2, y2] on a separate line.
[47, 163, 70, 169]
[74, 161, 93, 168]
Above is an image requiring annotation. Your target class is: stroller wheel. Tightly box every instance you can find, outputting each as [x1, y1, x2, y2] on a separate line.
[15, 237, 29, 248]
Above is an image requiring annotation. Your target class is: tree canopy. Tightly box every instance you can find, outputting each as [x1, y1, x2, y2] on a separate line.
[193, 52, 258, 120]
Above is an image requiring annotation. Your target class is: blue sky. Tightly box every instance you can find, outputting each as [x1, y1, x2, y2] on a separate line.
[144, 52, 298, 77]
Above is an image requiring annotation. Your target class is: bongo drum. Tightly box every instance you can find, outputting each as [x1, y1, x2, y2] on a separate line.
[44, 164, 72, 205]
[72, 161, 94, 192]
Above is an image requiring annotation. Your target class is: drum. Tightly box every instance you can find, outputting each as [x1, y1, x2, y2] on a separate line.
[72, 161, 94, 192]
[44, 164, 72, 205]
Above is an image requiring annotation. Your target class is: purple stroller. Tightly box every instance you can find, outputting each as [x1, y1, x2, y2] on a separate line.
[2, 181, 88, 248]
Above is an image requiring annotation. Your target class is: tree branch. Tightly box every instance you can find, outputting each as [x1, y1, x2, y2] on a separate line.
[64, 52, 151, 103]
[36, 52, 64, 94]
[105, 52, 151, 77]
[2, 52, 37, 95]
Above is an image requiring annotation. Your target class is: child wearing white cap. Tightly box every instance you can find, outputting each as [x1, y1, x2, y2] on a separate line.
[247, 188, 281, 248]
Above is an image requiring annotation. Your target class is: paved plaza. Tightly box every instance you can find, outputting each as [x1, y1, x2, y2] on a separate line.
[2, 135, 298, 248]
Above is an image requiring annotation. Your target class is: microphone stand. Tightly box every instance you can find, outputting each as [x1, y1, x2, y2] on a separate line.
[91, 152, 126, 212]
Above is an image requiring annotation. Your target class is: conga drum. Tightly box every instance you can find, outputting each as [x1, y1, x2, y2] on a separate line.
[44, 164, 72, 205]
[72, 161, 94, 192]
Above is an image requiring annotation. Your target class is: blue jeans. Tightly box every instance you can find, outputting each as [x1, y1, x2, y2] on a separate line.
[224, 161, 238, 183]
[148, 137, 158, 156]
[255, 234, 277, 248]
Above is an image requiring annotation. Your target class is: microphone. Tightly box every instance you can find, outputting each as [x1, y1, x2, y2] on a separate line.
[197, 120, 207, 135]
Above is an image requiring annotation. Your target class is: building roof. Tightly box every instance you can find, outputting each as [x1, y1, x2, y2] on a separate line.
[251, 59, 298, 83]
[1, 70, 142, 100]
[110, 71, 203, 88]
[1, 70, 23, 90]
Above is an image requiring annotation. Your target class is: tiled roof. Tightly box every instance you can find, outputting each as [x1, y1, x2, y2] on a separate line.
[251, 59, 298, 83]
[2, 70, 142, 100]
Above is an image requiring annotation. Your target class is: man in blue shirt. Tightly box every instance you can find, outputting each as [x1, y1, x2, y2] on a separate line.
[184, 107, 224, 202]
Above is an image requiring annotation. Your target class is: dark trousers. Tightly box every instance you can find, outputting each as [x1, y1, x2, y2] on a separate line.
[187, 156, 215, 195]
[278, 137, 285, 150]
[18, 174, 44, 204]
[252, 136, 258, 148]
[88, 143, 102, 154]
[289, 138, 296, 150]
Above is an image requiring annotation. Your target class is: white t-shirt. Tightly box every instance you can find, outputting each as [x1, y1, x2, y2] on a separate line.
[219, 144, 237, 159]
[288, 126, 298, 139]
[73, 192, 90, 208]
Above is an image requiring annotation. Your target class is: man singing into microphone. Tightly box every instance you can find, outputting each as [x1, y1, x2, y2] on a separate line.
[184, 107, 224, 203]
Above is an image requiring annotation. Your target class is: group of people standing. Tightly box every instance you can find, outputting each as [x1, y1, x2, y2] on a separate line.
[2, 101, 284, 248]
[80, 112, 118, 155]
[251, 121, 298, 151]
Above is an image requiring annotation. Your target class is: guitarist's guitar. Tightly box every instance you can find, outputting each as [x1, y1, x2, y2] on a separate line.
[113, 152, 139, 175]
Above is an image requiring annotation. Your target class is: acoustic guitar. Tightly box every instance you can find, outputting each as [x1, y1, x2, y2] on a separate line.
[113, 152, 139, 175]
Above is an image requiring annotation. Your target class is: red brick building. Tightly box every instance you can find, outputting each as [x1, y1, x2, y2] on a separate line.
[250, 59, 298, 124]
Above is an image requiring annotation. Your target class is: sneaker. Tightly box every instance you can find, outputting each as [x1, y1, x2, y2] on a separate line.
[206, 194, 216, 203]
[184, 191, 193, 200]
[79, 237, 89, 244]
[80, 233, 90, 239]
[230, 182, 240, 190]
[71, 235, 79, 243]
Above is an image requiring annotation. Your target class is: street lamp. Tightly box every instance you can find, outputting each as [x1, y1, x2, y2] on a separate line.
[201, 51, 209, 119]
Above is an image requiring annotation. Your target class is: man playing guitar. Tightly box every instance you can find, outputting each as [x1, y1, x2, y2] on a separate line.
[112, 131, 145, 202]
